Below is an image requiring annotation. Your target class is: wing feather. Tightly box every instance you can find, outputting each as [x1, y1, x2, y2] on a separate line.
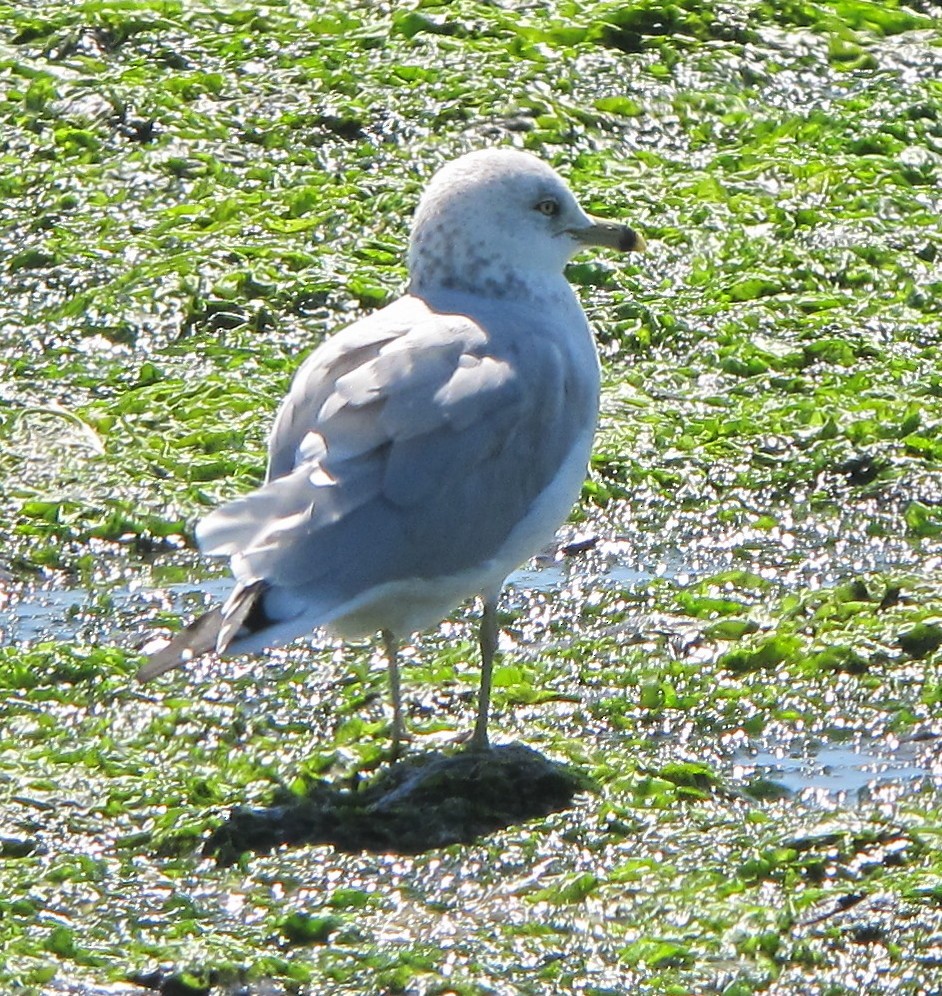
[196, 291, 595, 613]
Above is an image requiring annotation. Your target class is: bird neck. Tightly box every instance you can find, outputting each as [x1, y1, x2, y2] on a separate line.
[408, 251, 575, 304]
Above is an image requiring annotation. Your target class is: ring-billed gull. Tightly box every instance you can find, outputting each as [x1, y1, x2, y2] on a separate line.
[138, 147, 645, 757]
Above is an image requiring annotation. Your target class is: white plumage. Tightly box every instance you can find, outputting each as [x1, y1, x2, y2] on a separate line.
[139, 148, 645, 755]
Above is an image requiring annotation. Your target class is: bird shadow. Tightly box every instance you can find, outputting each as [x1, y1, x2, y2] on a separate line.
[203, 743, 592, 866]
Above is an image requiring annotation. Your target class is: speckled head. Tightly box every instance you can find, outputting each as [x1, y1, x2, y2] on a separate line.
[407, 148, 644, 301]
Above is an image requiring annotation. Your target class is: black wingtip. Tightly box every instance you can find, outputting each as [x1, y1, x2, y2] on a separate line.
[136, 607, 225, 682]
[215, 578, 272, 650]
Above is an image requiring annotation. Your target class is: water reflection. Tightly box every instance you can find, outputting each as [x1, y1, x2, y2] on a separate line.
[735, 736, 942, 803]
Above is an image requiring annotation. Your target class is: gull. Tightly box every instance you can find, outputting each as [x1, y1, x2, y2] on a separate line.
[138, 147, 645, 757]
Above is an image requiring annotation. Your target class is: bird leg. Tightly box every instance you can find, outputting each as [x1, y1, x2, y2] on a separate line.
[470, 597, 499, 752]
[382, 629, 408, 760]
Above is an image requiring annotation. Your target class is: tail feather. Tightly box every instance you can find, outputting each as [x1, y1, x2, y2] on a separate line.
[136, 607, 225, 681]
[137, 579, 275, 682]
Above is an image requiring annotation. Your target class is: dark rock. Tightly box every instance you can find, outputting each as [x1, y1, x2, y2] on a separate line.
[204, 743, 590, 865]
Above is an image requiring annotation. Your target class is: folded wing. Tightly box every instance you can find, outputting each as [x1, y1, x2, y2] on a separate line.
[146, 293, 591, 671]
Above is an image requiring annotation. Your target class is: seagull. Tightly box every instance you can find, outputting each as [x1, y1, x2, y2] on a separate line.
[138, 147, 645, 757]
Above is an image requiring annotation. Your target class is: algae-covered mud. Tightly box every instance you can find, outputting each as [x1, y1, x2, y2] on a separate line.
[2, 1, 942, 993]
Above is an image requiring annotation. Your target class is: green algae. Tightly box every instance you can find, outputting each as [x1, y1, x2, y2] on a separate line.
[1, 1, 942, 994]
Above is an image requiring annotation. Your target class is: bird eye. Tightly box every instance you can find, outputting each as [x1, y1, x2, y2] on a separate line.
[535, 198, 560, 217]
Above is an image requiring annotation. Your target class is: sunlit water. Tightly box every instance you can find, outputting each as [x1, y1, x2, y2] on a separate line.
[4, 521, 940, 806]
[734, 737, 942, 804]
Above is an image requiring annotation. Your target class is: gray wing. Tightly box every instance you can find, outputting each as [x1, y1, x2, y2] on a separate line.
[196, 294, 590, 609]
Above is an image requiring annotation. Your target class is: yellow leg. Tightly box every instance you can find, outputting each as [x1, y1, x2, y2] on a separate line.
[471, 598, 498, 751]
[382, 630, 407, 760]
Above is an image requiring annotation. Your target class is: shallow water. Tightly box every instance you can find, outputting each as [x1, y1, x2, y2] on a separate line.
[736, 736, 942, 803]
[6, 519, 940, 816]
